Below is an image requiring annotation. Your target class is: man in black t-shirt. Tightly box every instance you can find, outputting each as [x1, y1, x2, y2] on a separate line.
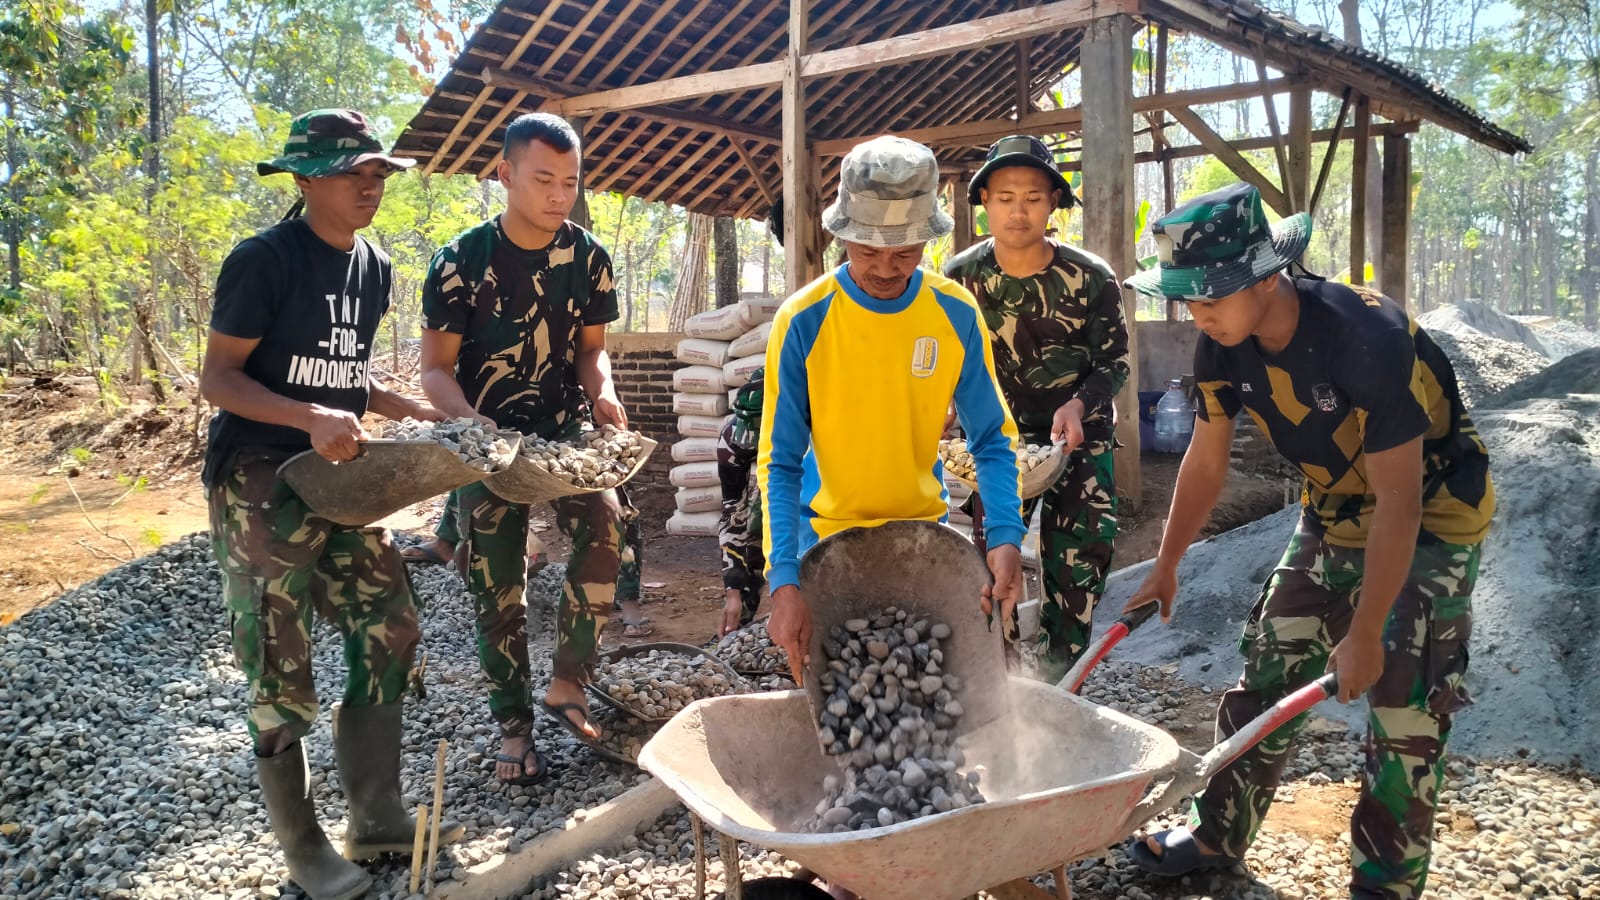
[200, 109, 460, 900]
[1119, 184, 1492, 900]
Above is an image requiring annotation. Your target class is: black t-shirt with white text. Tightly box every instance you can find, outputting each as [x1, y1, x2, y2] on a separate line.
[202, 218, 391, 486]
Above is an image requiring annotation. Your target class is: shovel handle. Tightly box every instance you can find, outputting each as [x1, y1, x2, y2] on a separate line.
[1196, 673, 1338, 781]
[1057, 601, 1160, 695]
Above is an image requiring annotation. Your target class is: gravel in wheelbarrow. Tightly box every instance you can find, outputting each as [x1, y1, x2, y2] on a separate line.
[587, 641, 744, 724]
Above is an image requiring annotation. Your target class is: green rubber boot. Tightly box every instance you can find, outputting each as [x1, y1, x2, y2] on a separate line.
[334, 702, 465, 860]
[256, 745, 372, 900]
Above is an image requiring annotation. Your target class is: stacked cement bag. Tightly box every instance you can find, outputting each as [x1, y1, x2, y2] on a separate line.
[668, 296, 781, 536]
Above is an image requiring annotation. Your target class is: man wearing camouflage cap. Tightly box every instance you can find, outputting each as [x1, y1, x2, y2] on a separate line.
[1119, 182, 1493, 900]
[943, 134, 1130, 684]
[200, 109, 461, 900]
[758, 134, 1026, 678]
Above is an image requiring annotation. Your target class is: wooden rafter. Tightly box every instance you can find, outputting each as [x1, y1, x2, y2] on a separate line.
[1254, 58, 1293, 205]
[1167, 105, 1290, 214]
[1309, 87, 1352, 213]
[479, 68, 779, 145]
[1056, 119, 1416, 169]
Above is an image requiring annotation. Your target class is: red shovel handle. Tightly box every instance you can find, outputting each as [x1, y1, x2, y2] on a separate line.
[1058, 601, 1161, 695]
[1196, 673, 1339, 780]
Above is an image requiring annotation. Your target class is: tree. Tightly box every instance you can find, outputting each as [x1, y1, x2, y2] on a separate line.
[713, 216, 738, 308]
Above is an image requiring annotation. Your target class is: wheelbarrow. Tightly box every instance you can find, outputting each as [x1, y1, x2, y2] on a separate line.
[638, 521, 1338, 900]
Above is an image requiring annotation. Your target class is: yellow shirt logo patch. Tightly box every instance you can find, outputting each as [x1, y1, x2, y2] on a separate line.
[910, 336, 939, 378]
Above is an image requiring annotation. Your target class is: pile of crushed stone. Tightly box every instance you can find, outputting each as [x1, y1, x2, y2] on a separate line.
[1427, 329, 1549, 408]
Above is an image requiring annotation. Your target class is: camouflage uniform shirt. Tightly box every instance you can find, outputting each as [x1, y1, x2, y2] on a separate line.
[944, 239, 1130, 442]
[422, 218, 619, 436]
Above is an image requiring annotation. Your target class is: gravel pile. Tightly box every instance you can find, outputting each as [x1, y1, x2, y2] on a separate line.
[1426, 330, 1548, 408]
[0, 537, 647, 899]
[382, 417, 517, 472]
[1510, 314, 1600, 361]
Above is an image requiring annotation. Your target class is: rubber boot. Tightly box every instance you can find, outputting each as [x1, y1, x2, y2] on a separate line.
[256, 745, 373, 900]
[334, 702, 465, 860]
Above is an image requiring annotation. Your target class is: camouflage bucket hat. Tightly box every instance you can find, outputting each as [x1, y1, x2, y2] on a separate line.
[967, 134, 1075, 209]
[1125, 182, 1311, 301]
[823, 135, 953, 248]
[257, 109, 416, 178]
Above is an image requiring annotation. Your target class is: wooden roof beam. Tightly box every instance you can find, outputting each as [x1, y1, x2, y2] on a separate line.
[1166, 105, 1289, 214]
[1052, 118, 1416, 168]
[814, 76, 1299, 155]
[480, 68, 780, 145]
[544, 0, 1132, 118]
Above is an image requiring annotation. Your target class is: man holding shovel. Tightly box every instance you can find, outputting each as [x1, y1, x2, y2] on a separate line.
[1121, 183, 1493, 900]
[758, 135, 1028, 680]
[419, 112, 627, 787]
[943, 134, 1130, 683]
[201, 108, 461, 900]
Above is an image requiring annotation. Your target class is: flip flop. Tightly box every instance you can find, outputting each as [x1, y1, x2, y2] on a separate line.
[493, 744, 549, 786]
[540, 699, 602, 742]
[1126, 827, 1242, 877]
[622, 620, 654, 638]
[399, 542, 452, 565]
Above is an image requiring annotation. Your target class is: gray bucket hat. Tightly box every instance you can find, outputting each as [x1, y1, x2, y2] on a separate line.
[822, 135, 953, 248]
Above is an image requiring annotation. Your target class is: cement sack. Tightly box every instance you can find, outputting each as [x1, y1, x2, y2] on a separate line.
[724, 354, 764, 388]
[685, 305, 755, 341]
[676, 338, 732, 367]
[669, 461, 720, 488]
[673, 365, 727, 394]
[944, 477, 972, 500]
[727, 321, 773, 359]
[671, 437, 719, 463]
[667, 509, 721, 537]
[674, 392, 729, 416]
[676, 485, 722, 514]
[742, 295, 783, 325]
[677, 414, 730, 439]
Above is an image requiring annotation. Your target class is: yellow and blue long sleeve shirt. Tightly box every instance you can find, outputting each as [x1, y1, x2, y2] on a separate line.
[756, 264, 1025, 590]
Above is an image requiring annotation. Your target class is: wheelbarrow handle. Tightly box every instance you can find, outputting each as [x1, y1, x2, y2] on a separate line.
[1195, 672, 1338, 781]
[1114, 672, 1339, 837]
[1056, 601, 1160, 695]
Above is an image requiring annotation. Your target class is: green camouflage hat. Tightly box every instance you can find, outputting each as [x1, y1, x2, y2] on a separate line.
[822, 135, 952, 248]
[256, 108, 416, 178]
[968, 134, 1075, 209]
[1125, 182, 1311, 301]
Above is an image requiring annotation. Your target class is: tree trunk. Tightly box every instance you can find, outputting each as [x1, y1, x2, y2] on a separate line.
[713, 216, 739, 308]
[1586, 148, 1598, 330]
[668, 213, 712, 331]
[1539, 196, 1557, 317]
[3, 80, 18, 299]
[136, 0, 165, 399]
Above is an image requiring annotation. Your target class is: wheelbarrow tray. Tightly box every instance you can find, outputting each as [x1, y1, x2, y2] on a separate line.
[639, 678, 1186, 900]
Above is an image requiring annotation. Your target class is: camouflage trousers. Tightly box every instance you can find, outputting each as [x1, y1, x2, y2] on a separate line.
[718, 437, 764, 627]
[436, 486, 642, 603]
[969, 439, 1117, 684]
[1190, 515, 1479, 900]
[207, 450, 421, 756]
[448, 480, 626, 738]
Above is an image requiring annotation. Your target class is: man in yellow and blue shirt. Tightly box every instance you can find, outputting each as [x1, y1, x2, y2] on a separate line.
[757, 135, 1026, 674]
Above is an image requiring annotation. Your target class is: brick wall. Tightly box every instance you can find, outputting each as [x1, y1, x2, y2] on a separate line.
[609, 332, 686, 492]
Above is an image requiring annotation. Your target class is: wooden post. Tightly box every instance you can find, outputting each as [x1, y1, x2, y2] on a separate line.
[1015, 37, 1033, 114]
[953, 179, 974, 254]
[567, 116, 592, 230]
[1287, 87, 1312, 213]
[782, 0, 817, 294]
[1349, 94, 1370, 285]
[1381, 132, 1412, 307]
[1081, 12, 1141, 511]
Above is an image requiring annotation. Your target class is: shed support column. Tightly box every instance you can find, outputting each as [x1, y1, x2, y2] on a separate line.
[1081, 12, 1141, 511]
[1381, 132, 1412, 307]
[566, 116, 592, 230]
[953, 179, 974, 255]
[783, 0, 819, 293]
[1287, 88, 1312, 213]
[1349, 94, 1369, 285]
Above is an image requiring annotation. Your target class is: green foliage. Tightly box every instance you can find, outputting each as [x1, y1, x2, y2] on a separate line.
[68, 446, 91, 465]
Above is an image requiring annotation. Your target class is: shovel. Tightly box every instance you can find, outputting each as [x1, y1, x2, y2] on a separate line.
[278, 437, 520, 527]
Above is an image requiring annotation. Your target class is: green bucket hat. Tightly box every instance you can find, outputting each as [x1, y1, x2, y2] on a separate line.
[257, 109, 416, 178]
[1125, 182, 1311, 301]
[967, 134, 1075, 209]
